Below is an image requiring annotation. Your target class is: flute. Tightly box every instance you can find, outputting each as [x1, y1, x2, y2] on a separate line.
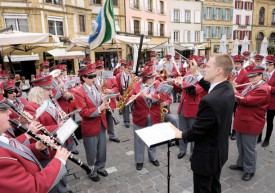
[9, 119, 93, 175]
[4, 99, 61, 145]
[235, 82, 257, 88]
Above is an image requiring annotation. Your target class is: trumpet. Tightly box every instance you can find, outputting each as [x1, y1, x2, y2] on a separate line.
[9, 119, 94, 175]
[4, 99, 61, 145]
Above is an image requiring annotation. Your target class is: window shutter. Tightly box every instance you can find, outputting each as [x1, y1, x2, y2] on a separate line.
[230, 9, 233, 20]
[222, 27, 225, 36]
[195, 10, 200, 23]
[140, 20, 144, 34]
[241, 1, 244, 9]
[140, 0, 143, 10]
[164, 2, 167, 15]
[144, 21, 148, 35]
[235, 1, 238, 9]
[164, 23, 166, 36]
[145, 0, 148, 11]
[154, 21, 157, 36]
[130, 19, 134, 33]
[184, 31, 188, 43]
[203, 7, 207, 19]
[249, 31, 252, 40]
[190, 10, 194, 23]
[233, 30, 236, 40]
[171, 9, 174, 22]
[200, 30, 204, 42]
[244, 2, 247, 10]
[157, 0, 160, 13]
[181, 10, 185, 22]
[212, 26, 216, 38]
[212, 8, 216, 20]
[152, 0, 156, 12]
[191, 30, 195, 42]
[229, 27, 232, 40]
[222, 8, 225, 20]
[179, 30, 183, 43]
[130, 0, 133, 8]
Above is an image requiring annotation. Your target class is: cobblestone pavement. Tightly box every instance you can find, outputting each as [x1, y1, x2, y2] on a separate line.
[67, 103, 275, 193]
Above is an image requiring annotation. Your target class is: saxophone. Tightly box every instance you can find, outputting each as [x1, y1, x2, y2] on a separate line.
[160, 102, 168, 123]
[117, 76, 138, 111]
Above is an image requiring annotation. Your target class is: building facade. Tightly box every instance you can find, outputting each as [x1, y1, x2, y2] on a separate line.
[0, 0, 93, 77]
[125, 0, 170, 59]
[252, 0, 275, 54]
[232, 0, 253, 53]
[202, 0, 234, 56]
[170, 0, 204, 56]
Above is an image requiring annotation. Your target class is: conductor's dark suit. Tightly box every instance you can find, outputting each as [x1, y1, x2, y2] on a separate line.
[182, 79, 235, 193]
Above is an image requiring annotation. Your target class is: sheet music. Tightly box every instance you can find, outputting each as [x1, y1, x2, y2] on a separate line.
[56, 118, 78, 144]
[102, 70, 114, 79]
[135, 122, 176, 148]
[35, 100, 49, 120]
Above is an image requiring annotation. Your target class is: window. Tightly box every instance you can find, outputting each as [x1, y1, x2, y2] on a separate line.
[148, 22, 153, 36]
[133, 0, 139, 9]
[205, 7, 211, 19]
[48, 18, 64, 36]
[160, 23, 164, 37]
[184, 31, 190, 43]
[245, 2, 252, 10]
[45, 0, 62, 5]
[134, 20, 140, 34]
[173, 31, 179, 43]
[214, 45, 220, 53]
[204, 26, 211, 38]
[79, 15, 86, 32]
[272, 9, 275, 26]
[113, 0, 118, 6]
[195, 31, 200, 42]
[235, 1, 243, 9]
[185, 10, 191, 23]
[225, 27, 231, 39]
[90, 0, 101, 4]
[215, 27, 221, 38]
[160, 1, 164, 14]
[4, 14, 29, 32]
[259, 7, 265, 25]
[215, 8, 221, 20]
[174, 9, 180, 22]
[225, 9, 230, 21]
[147, 0, 153, 12]
[236, 15, 240, 25]
[245, 16, 250, 25]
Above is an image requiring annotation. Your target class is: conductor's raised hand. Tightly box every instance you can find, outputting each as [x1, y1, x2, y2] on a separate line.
[189, 59, 199, 75]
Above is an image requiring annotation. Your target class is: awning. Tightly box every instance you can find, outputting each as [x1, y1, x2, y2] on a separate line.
[4, 54, 39, 62]
[149, 42, 195, 51]
[47, 48, 85, 60]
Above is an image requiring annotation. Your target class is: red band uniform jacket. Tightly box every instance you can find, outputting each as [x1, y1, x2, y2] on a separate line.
[267, 71, 275, 110]
[234, 81, 270, 135]
[129, 80, 166, 127]
[74, 84, 107, 136]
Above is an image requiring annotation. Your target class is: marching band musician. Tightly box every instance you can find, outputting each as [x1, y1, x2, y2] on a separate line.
[145, 51, 158, 67]
[128, 66, 166, 171]
[94, 60, 120, 143]
[230, 66, 270, 181]
[74, 64, 109, 182]
[173, 53, 186, 77]
[258, 56, 275, 147]
[229, 55, 249, 140]
[242, 51, 250, 63]
[116, 61, 135, 128]
[113, 59, 126, 77]
[171, 56, 207, 160]
[253, 54, 264, 67]
[36, 61, 50, 79]
[0, 97, 70, 193]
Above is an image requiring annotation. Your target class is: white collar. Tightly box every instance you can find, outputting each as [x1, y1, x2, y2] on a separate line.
[0, 133, 9, 144]
[208, 80, 226, 93]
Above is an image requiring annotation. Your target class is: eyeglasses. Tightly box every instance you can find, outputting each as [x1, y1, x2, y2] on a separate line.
[7, 90, 16, 94]
[87, 75, 97, 79]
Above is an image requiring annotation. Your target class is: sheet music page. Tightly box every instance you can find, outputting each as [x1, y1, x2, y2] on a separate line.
[56, 118, 78, 144]
[135, 122, 176, 147]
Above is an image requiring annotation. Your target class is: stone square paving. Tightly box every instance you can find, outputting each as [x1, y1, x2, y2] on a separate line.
[67, 103, 275, 193]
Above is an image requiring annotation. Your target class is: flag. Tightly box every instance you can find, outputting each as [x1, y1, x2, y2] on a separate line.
[88, 0, 116, 50]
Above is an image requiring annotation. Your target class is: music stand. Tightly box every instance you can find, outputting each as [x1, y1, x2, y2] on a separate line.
[135, 123, 176, 193]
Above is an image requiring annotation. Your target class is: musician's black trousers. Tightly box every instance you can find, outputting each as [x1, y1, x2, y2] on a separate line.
[259, 109, 275, 142]
[193, 170, 221, 193]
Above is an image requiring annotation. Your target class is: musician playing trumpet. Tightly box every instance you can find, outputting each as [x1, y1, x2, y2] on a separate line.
[74, 64, 109, 182]
[128, 66, 166, 171]
[230, 66, 270, 181]
[94, 60, 120, 143]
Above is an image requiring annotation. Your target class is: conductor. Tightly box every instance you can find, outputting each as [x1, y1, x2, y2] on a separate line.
[173, 54, 235, 193]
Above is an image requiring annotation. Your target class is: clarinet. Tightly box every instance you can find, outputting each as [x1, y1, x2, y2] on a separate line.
[9, 119, 93, 175]
[4, 99, 61, 145]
